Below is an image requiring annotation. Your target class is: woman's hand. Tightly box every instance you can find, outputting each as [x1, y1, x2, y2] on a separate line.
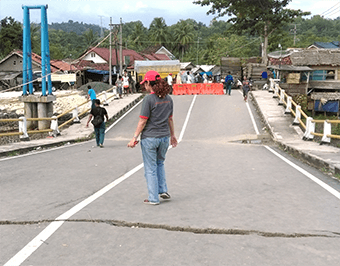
[127, 138, 138, 148]
[170, 136, 178, 148]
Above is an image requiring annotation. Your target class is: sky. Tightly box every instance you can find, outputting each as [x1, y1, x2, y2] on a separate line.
[0, 0, 339, 28]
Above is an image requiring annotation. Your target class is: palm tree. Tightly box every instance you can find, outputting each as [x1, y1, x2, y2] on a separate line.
[130, 21, 148, 50]
[173, 20, 194, 60]
[82, 29, 98, 47]
[149, 17, 170, 46]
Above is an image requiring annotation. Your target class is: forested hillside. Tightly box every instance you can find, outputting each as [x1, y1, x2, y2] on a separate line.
[0, 15, 339, 64]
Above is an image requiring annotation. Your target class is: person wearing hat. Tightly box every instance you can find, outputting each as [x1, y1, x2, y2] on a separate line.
[128, 70, 178, 205]
[167, 73, 173, 94]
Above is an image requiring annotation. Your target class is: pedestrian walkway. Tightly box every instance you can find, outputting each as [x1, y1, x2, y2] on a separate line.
[0, 93, 143, 156]
[252, 90, 340, 177]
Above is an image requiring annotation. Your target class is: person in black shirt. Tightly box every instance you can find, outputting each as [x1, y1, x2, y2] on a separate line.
[86, 99, 109, 148]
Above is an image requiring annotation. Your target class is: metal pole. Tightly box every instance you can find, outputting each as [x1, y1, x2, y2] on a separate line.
[109, 17, 112, 86]
[119, 17, 123, 75]
[22, 6, 29, 95]
[40, 6, 47, 96]
[43, 5, 52, 95]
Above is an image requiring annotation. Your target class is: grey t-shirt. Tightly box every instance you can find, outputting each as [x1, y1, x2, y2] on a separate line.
[139, 93, 173, 139]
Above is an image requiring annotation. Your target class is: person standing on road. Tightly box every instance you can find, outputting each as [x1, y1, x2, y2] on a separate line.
[116, 75, 123, 98]
[86, 99, 109, 148]
[127, 70, 178, 205]
[167, 73, 173, 94]
[123, 71, 131, 95]
[242, 76, 251, 102]
[87, 85, 96, 109]
[225, 72, 233, 95]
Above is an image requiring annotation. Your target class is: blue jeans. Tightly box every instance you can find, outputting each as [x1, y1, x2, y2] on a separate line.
[141, 136, 170, 203]
[226, 83, 232, 95]
[94, 122, 105, 146]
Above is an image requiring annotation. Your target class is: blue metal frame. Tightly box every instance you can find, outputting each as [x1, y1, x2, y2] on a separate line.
[22, 5, 52, 96]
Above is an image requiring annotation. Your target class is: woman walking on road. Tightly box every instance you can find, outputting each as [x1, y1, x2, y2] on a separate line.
[86, 99, 109, 148]
[242, 76, 251, 102]
[128, 70, 178, 205]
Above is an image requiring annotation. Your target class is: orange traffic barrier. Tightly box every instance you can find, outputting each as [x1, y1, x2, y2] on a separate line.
[187, 84, 201, 95]
[173, 83, 223, 95]
[173, 84, 187, 95]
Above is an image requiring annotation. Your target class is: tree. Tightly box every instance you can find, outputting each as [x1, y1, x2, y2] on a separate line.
[0, 17, 22, 59]
[149, 17, 171, 46]
[173, 20, 195, 60]
[194, 0, 310, 64]
[82, 28, 98, 48]
[128, 21, 148, 51]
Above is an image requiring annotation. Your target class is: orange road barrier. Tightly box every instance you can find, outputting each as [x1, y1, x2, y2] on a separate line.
[173, 83, 224, 95]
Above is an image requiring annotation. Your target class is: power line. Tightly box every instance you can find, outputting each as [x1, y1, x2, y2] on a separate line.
[325, 7, 340, 17]
[320, 2, 340, 16]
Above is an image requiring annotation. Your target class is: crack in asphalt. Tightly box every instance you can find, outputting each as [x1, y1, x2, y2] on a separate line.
[1, 219, 339, 238]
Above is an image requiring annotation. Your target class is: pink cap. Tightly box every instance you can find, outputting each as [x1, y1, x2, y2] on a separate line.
[140, 70, 161, 84]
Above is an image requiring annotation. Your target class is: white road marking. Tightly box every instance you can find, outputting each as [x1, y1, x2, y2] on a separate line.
[238, 90, 259, 135]
[178, 95, 197, 143]
[4, 95, 197, 266]
[264, 146, 340, 200]
[4, 164, 144, 266]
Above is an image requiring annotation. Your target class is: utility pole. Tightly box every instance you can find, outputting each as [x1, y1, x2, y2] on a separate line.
[290, 24, 300, 46]
[196, 37, 201, 65]
[109, 17, 112, 86]
[110, 21, 121, 75]
[99, 15, 104, 38]
[119, 17, 123, 76]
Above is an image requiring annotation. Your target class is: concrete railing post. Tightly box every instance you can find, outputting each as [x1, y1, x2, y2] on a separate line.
[303, 117, 315, 140]
[285, 96, 292, 114]
[279, 89, 285, 105]
[103, 91, 109, 106]
[273, 84, 279, 98]
[293, 105, 301, 125]
[19, 116, 29, 140]
[50, 116, 60, 137]
[321, 120, 331, 144]
[113, 86, 118, 98]
[268, 79, 274, 93]
[72, 107, 80, 123]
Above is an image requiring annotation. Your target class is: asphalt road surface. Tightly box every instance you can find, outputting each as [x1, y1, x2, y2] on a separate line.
[1, 93, 340, 266]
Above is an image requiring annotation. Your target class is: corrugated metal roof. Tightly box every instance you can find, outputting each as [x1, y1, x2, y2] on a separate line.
[314, 41, 339, 49]
[0, 72, 21, 80]
[268, 65, 313, 71]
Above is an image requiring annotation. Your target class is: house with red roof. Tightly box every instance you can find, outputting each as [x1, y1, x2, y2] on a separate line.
[74, 46, 175, 84]
[75, 46, 174, 72]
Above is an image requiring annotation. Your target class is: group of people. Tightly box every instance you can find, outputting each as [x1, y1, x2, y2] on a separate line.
[87, 70, 177, 205]
[116, 71, 134, 98]
[223, 72, 252, 101]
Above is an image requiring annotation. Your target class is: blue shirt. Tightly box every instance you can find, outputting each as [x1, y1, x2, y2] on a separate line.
[225, 75, 233, 83]
[88, 88, 96, 100]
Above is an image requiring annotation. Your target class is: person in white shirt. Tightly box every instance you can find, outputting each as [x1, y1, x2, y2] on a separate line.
[123, 71, 131, 95]
[187, 71, 192, 84]
[167, 73, 173, 94]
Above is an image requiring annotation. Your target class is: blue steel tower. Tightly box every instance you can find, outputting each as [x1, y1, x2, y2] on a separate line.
[22, 5, 52, 96]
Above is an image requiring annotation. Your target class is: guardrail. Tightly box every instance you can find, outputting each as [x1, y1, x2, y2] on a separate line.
[268, 79, 340, 144]
[0, 86, 118, 140]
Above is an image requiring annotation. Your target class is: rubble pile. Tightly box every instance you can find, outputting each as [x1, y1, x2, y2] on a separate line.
[0, 90, 89, 116]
